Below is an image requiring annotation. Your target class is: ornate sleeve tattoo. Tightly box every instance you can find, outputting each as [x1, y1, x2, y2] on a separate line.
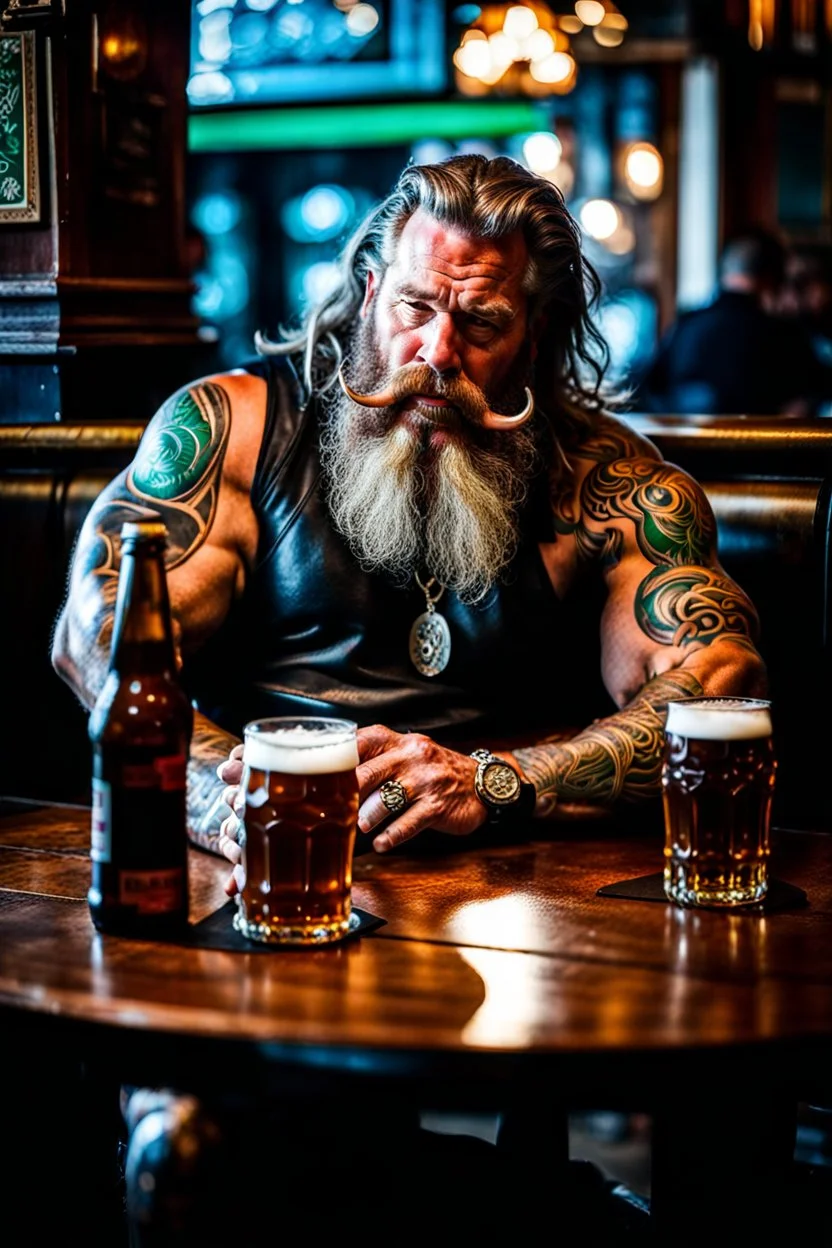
[56, 382, 235, 854]
[524, 443, 762, 814]
[515, 669, 703, 814]
[62, 381, 231, 700]
[187, 714, 241, 854]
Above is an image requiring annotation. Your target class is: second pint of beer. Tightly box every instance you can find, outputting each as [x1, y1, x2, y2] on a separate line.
[662, 697, 777, 907]
[234, 717, 360, 945]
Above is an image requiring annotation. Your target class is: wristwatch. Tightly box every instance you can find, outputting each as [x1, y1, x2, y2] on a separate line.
[470, 749, 536, 826]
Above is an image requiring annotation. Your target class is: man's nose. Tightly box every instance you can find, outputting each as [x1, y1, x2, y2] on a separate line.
[417, 314, 461, 377]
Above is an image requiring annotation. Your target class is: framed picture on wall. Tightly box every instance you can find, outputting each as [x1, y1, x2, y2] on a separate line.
[0, 29, 41, 225]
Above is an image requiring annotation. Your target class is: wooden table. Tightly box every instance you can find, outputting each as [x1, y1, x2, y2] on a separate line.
[2, 797, 831, 1244]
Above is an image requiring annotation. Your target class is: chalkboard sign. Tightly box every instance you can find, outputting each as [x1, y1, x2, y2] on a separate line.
[0, 30, 40, 224]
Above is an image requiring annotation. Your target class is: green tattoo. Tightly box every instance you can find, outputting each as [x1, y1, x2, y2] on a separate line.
[125, 381, 231, 568]
[85, 382, 231, 589]
[636, 565, 760, 648]
[64, 381, 232, 680]
[535, 435, 762, 817]
[132, 389, 219, 500]
[582, 458, 716, 567]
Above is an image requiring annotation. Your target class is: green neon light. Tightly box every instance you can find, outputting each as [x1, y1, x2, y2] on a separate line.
[188, 101, 551, 152]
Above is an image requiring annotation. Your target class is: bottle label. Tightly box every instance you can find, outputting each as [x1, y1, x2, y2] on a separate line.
[91, 777, 112, 864]
[118, 868, 186, 915]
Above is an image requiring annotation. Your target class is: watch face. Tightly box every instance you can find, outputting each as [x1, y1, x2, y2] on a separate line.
[482, 761, 521, 805]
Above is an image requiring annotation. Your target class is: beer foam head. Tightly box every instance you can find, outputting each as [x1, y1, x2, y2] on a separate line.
[244, 718, 359, 774]
[665, 697, 772, 741]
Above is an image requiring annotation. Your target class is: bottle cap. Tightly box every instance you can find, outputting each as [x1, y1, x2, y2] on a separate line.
[120, 520, 167, 543]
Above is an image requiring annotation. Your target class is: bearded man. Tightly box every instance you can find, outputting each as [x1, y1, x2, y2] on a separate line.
[53, 153, 765, 864]
[50, 153, 767, 1243]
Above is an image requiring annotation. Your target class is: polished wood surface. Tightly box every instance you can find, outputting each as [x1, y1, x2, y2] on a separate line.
[2, 800, 832, 1073]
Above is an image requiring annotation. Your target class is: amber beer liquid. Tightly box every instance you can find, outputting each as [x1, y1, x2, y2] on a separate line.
[88, 521, 193, 936]
[662, 697, 776, 907]
[234, 717, 360, 945]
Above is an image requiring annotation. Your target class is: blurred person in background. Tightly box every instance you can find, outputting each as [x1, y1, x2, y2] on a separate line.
[51, 154, 767, 1243]
[779, 242, 832, 415]
[634, 228, 826, 417]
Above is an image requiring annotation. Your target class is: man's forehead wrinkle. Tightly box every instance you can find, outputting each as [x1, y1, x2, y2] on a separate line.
[407, 247, 512, 282]
[388, 275, 516, 324]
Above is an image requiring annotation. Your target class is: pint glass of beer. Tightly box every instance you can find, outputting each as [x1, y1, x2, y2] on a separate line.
[233, 716, 360, 945]
[662, 697, 777, 907]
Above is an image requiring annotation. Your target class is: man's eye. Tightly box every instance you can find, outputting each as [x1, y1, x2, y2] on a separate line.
[466, 316, 496, 336]
[399, 300, 429, 320]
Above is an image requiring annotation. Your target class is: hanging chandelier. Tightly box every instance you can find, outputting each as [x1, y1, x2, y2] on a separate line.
[452, 2, 629, 97]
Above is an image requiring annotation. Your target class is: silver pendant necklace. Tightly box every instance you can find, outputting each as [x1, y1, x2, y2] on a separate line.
[409, 571, 451, 677]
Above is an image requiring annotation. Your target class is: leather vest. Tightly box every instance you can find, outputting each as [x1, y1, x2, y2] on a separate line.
[184, 355, 613, 745]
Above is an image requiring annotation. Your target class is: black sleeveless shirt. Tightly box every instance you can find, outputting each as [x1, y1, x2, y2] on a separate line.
[183, 355, 613, 745]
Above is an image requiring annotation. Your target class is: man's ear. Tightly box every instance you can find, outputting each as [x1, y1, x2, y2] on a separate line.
[361, 270, 377, 319]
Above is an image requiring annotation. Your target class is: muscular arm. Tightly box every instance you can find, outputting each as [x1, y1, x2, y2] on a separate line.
[516, 442, 767, 816]
[51, 371, 265, 852]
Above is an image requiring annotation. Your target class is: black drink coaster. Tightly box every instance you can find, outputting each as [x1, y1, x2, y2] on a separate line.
[597, 872, 808, 913]
[181, 900, 386, 951]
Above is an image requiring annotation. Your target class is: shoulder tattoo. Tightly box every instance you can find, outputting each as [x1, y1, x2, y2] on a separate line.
[581, 458, 716, 567]
[90, 381, 232, 576]
[552, 456, 717, 568]
[127, 382, 232, 566]
[573, 426, 651, 466]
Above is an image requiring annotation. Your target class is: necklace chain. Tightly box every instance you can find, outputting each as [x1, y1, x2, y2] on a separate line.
[409, 570, 451, 676]
[414, 570, 446, 610]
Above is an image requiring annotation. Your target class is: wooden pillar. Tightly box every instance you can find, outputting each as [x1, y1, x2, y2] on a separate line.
[0, 0, 217, 426]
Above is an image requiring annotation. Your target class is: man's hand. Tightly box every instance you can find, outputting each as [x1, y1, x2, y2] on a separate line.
[216, 743, 245, 896]
[357, 725, 489, 852]
[215, 725, 495, 896]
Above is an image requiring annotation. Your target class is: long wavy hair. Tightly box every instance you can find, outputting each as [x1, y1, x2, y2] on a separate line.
[257, 153, 610, 441]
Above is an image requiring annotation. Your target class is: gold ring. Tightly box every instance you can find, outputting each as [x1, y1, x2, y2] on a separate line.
[379, 779, 409, 815]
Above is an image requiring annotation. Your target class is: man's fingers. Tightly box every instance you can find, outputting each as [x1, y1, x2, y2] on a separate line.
[224, 863, 245, 897]
[356, 723, 404, 760]
[220, 783, 246, 816]
[218, 813, 242, 863]
[216, 748, 244, 784]
[372, 811, 423, 854]
[358, 787, 398, 834]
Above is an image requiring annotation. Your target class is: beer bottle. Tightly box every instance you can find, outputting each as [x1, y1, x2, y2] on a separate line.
[88, 520, 193, 936]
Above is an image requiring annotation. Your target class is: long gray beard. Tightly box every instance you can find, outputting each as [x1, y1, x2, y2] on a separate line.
[320, 390, 538, 604]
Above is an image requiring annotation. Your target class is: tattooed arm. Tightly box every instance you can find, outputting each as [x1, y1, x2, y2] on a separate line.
[514, 440, 768, 817]
[51, 369, 268, 853]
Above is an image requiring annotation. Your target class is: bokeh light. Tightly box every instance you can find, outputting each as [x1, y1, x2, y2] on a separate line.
[580, 198, 621, 241]
[522, 131, 562, 173]
[624, 141, 664, 199]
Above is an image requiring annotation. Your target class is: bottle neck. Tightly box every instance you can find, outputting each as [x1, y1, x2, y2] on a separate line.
[109, 543, 177, 676]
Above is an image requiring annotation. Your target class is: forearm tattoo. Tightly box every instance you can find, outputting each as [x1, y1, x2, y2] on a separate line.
[187, 713, 241, 854]
[515, 669, 704, 814]
[62, 383, 231, 705]
[530, 443, 761, 814]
